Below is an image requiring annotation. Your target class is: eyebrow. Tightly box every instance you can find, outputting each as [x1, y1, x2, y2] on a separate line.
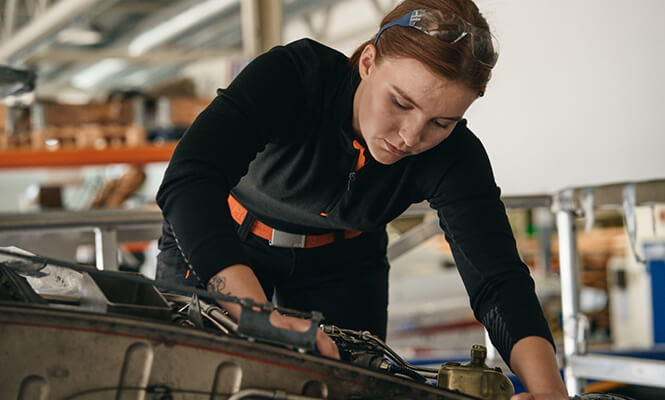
[392, 85, 463, 122]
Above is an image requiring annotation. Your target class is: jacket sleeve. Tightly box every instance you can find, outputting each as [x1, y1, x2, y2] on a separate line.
[156, 45, 307, 284]
[427, 130, 555, 368]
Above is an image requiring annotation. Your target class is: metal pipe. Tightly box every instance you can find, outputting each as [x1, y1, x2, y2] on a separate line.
[94, 227, 118, 271]
[556, 203, 584, 395]
[206, 307, 239, 333]
[2, 0, 17, 41]
[202, 310, 231, 334]
[0, 0, 112, 64]
[568, 354, 665, 388]
[0, 209, 162, 231]
[128, 0, 238, 56]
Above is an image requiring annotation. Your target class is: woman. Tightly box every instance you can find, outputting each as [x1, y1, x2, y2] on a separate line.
[156, 0, 568, 398]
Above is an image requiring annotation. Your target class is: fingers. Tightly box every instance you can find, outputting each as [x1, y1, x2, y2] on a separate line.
[268, 312, 340, 359]
[511, 394, 535, 400]
[316, 328, 340, 359]
[511, 393, 567, 400]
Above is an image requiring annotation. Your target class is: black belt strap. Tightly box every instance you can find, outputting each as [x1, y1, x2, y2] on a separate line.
[236, 210, 257, 241]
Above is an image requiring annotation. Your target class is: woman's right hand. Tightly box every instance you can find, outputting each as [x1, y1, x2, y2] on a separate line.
[269, 312, 340, 359]
[207, 265, 340, 359]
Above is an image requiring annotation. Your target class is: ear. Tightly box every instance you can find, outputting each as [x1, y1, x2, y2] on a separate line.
[358, 44, 377, 80]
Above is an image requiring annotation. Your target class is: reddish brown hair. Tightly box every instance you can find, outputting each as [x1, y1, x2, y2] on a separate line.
[349, 0, 493, 96]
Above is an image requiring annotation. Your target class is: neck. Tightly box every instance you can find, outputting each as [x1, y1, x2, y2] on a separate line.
[351, 80, 363, 141]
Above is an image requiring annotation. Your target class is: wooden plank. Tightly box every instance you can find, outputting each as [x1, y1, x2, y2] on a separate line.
[43, 101, 134, 125]
[0, 142, 176, 169]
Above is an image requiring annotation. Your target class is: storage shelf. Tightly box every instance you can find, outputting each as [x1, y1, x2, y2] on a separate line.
[0, 142, 176, 169]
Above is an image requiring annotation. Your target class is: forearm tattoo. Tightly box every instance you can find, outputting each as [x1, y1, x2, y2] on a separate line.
[207, 275, 226, 294]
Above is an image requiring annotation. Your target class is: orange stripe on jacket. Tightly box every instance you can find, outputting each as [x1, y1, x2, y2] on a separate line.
[352, 140, 366, 171]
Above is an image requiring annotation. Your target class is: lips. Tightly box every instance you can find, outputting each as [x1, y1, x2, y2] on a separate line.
[384, 139, 407, 156]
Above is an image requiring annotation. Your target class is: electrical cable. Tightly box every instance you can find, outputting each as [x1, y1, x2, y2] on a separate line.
[387, 364, 428, 383]
[323, 325, 437, 382]
[329, 327, 438, 378]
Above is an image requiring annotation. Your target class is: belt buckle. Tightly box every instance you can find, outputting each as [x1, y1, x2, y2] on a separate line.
[269, 229, 306, 248]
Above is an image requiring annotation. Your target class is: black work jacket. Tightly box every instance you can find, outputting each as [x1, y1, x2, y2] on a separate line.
[156, 38, 554, 365]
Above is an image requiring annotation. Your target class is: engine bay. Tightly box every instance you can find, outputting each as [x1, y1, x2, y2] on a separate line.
[0, 247, 632, 400]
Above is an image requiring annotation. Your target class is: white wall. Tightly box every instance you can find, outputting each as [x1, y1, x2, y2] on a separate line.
[465, 0, 665, 195]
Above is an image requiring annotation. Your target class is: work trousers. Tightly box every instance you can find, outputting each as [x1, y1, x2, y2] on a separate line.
[156, 226, 390, 340]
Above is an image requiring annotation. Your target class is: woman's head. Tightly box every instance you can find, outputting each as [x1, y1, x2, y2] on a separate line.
[350, 0, 496, 165]
[350, 0, 495, 95]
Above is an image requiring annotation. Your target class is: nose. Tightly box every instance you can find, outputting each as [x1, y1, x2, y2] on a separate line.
[398, 116, 425, 147]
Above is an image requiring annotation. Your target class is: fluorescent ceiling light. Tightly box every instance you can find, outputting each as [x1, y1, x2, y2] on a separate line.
[128, 0, 237, 56]
[71, 58, 127, 89]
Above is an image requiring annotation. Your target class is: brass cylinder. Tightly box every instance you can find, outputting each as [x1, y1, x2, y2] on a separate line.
[437, 345, 514, 400]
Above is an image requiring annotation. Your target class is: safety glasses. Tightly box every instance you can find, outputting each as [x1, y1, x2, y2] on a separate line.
[373, 9, 499, 68]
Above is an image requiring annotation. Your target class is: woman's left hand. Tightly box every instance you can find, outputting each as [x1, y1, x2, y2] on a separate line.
[511, 393, 569, 400]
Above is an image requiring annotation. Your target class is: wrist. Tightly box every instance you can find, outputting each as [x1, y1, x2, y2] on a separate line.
[510, 336, 567, 397]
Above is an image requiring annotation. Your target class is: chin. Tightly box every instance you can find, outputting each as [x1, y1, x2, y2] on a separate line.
[378, 156, 401, 165]
[372, 149, 402, 165]
[365, 138, 402, 165]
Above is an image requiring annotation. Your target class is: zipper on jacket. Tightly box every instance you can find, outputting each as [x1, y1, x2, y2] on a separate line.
[322, 150, 361, 213]
[346, 171, 357, 191]
[346, 144, 364, 192]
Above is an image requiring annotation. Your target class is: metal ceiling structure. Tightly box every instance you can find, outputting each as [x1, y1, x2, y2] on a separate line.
[0, 0, 396, 101]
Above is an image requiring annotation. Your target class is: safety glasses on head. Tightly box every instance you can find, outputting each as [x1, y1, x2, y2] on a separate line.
[373, 9, 499, 68]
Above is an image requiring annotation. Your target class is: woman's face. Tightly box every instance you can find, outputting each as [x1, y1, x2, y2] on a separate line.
[352, 45, 478, 165]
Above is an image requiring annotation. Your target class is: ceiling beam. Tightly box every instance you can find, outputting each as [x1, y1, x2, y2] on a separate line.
[0, 0, 118, 64]
[107, 0, 169, 14]
[25, 48, 242, 64]
[127, 0, 238, 56]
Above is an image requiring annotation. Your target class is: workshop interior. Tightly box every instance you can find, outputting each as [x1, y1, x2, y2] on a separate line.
[1, 0, 664, 399]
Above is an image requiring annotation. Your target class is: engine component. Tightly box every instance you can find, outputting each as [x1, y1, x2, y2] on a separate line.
[0, 304, 482, 400]
[0, 246, 47, 277]
[88, 270, 173, 320]
[1, 247, 481, 399]
[0, 263, 47, 304]
[437, 345, 514, 400]
[0, 248, 638, 400]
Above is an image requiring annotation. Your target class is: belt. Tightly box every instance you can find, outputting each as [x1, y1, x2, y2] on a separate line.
[227, 195, 361, 248]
